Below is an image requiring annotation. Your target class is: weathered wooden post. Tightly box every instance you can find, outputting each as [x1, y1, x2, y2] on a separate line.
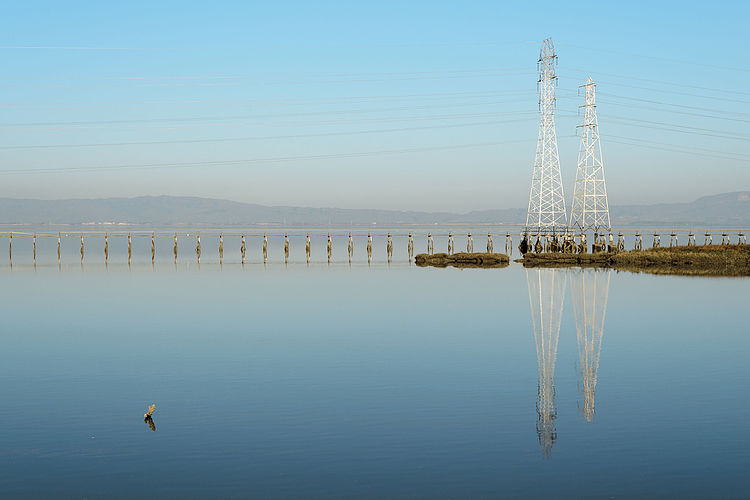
[241, 234, 246, 263]
[58, 232, 62, 264]
[128, 233, 132, 263]
[327, 233, 332, 263]
[80, 233, 85, 262]
[196, 233, 201, 262]
[367, 233, 373, 261]
[448, 232, 454, 255]
[386, 233, 393, 261]
[104, 233, 108, 263]
[152, 232, 156, 263]
[219, 233, 224, 262]
[466, 232, 473, 253]
[427, 232, 433, 255]
[8, 232, 11, 264]
[487, 233, 493, 253]
[263, 233, 268, 262]
[506, 233, 512, 256]
[33, 233, 36, 263]
[305, 234, 311, 262]
[408, 233, 414, 260]
[284, 233, 289, 262]
[173, 233, 178, 262]
[347, 233, 354, 262]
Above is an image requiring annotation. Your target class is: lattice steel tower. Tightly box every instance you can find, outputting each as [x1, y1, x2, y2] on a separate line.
[526, 38, 566, 232]
[570, 77, 610, 231]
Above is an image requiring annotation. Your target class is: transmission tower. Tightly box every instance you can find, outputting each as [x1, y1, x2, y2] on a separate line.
[570, 77, 610, 231]
[526, 267, 567, 458]
[526, 38, 566, 233]
[570, 268, 610, 422]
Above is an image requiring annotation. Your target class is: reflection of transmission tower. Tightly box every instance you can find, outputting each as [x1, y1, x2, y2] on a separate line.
[526, 38, 566, 233]
[570, 77, 610, 231]
[526, 268, 567, 457]
[570, 268, 610, 422]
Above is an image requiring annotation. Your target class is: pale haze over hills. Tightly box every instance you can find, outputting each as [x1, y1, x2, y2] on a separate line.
[0, 192, 747, 227]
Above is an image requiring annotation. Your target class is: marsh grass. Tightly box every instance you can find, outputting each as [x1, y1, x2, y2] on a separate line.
[522, 245, 750, 277]
[415, 252, 510, 269]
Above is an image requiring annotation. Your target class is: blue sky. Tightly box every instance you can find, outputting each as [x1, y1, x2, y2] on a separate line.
[0, 0, 747, 211]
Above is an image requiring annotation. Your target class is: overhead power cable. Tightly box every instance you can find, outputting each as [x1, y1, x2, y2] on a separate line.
[0, 137, 547, 175]
[0, 117, 538, 150]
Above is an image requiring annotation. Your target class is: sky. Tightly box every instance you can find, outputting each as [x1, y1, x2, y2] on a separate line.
[0, 0, 748, 212]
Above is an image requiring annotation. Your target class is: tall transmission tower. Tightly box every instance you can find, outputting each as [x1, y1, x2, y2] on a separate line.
[526, 38, 566, 233]
[570, 268, 610, 422]
[570, 77, 611, 231]
[526, 267, 567, 458]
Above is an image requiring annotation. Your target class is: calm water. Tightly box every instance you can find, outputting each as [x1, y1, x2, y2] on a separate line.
[0, 242, 748, 498]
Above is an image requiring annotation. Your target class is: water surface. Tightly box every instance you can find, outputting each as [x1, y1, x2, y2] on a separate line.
[0, 254, 747, 498]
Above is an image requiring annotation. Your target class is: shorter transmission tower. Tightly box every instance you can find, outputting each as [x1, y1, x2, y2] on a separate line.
[570, 77, 610, 232]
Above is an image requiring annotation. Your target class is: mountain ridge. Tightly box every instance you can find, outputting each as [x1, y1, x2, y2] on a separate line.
[0, 192, 747, 226]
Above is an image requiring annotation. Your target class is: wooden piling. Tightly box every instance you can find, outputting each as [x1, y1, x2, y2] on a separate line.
[427, 232, 433, 255]
[408, 233, 414, 260]
[241, 234, 246, 263]
[58, 232, 62, 263]
[305, 234, 311, 262]
[8, 232, 11, 264]
[284, 233, 289, 262]
[80, 233, 84, 261]
[128, 233, 132, 263]
[263, 234, 268, 262]
[327, 233, 332, 263]
[367, 233, 373, 261]
[448, 232, 454, 255]
[219, 233, 224, 262]
[104, 233, 108, 262]
[196, 233, 201, 262]
[173, 233, 178, 262]
[348, 233, 354, 261]
[33, 233, 36, 263]
[152, 232, 156, 263]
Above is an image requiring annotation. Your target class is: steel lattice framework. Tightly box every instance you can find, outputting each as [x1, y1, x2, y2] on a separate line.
[570, 77, 611, 231]
[526, 38, 566, 233]
[526, 267, 566, 458]
[570, 268, 610, 423]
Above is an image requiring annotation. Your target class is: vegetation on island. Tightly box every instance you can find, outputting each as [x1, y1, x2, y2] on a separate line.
[415, 252, 509, 269]
[521, 245, 750, 277]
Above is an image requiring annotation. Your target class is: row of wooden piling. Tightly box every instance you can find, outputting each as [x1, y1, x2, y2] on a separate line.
[3, 230, 748, 265]
[518, 230, 748, 254]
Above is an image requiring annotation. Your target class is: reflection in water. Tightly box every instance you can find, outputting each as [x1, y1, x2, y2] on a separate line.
[526, 268, 566, 458]
[570, 268, 610, 423]
[144, 415, 156, 432]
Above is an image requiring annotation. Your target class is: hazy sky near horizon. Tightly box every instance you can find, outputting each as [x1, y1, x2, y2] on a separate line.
[0, 1, 748, 211]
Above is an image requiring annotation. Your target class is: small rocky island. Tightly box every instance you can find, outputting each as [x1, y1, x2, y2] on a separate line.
[415, 252, 509, 268]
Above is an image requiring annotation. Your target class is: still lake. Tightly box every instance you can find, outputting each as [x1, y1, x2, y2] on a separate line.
[0, 239, 748, 498]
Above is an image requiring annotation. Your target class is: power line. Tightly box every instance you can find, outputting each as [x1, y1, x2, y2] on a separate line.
[0, 105, 537, 128]
[0, 89, 535, 109]
[0, 117, 538, 150]
[0, 138, 545, 175]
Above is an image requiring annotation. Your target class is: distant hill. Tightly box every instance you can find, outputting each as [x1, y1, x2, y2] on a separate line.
[0, 192, 747, 227]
